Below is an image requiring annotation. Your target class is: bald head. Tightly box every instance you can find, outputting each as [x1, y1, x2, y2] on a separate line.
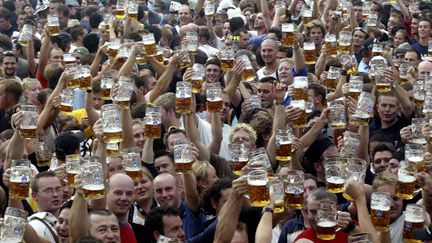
[180, 23, 199, 37]
[418, 61, 432, 78]
[106, 173, 134, 220]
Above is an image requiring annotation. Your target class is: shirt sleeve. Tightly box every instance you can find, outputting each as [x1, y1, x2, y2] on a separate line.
[292, 67, 308, 77]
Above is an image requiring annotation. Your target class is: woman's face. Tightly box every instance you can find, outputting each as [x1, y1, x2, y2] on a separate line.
[25, 83, 42, 106]
[133, 175, 153, 202]
[393, 31, 405, 47]
[24, 6, 33, 15]
[278, 61, 294, 85]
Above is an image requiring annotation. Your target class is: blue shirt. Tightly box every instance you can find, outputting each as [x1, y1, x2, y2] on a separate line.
[179, 201, 206, 240]
[412, 42, 428, 55]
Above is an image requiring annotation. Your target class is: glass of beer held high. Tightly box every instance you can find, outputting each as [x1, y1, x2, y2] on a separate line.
[301, 8, 312, 24]
[9, 160, 31, 199]
[249, 148, 273, 173]
[115, 0, 126, 19]
[303, 42, 316, 65]
[0, 207, 28, 242]
[236, 54, 256, 82]
[59, 88, 75, 113]
[347, 76, 363, 101]
[275, 128, 293, 162]
[112, 76, 134, 109]
[316, 201, 337, 240]
[247, 169, 270, 207]
[229, 143, 249, 176]
[66, 154, 81, 187]
[204, 1, 215, 18]
[284, 170, 304, 210]
[324, 66, 341, 91]
[174, 140, 194, 174]
[220, 47, 235, 72]
[324, 157, 344, 193]
[343, 158, 367, 201]
[371, 192, 391, 232]
[123, 147, 143, 181]
[329, 103, 346, 129]
[397, 161, 417, 200]
[411, 118, 427, 145]
[63, 53, 77, 66]
[81, 160, 105, 200]
[77, 65, 92, 90]
[249, 95, 261, 109]
[107, 39, 121, 60]
[340, 131, 361, 159]
[293, 76, 308, 101]
[325, 34, 337, 57]
[405, 144, 425, 172]
[176, 82, 193, 113]
[403, 204, 425, 243]
[35, 139, 52, 167]
[127, 2, 139, 19]
[143, 33, 157, 56]
[191, 64, 205, 93]
[290, 100, 307, 129]
[144, 107, 162, 139]
[18, 24, 32, 47]
[101, 104, 123, 144]
[269, 179, 285, 214]
[352, 92, 375, 126]
[206, 83, 223, 113]
[186, 32, 198, 54]
[19, 105, 38, 139]
[100, 72, 114, 100]
[47, 14, 60, 36]
[281, 23, 295, 47]
[348, 233, 373, 243]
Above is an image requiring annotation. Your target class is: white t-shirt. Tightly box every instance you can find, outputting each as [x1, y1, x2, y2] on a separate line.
[390, 213, 404, 243]
[28, 212, 58, 243]
[257, 67, 277, 81]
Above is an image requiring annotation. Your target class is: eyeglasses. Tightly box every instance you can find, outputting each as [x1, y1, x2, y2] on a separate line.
[2, 50, 15, 56]
[37, 187, 63, 195]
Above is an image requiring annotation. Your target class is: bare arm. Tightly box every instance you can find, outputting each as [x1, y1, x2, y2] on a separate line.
[90, 45, 108, 77]
[148, 56, 167, 77]
[182, 172, 201, 212]
[118, 48, 137, 77]
[24, 38, 37, 77]
[357, 123, 370, 163]
[208, 112, 223, 155]
[387, 68, 412, 118]
[142, 138, 154, 163]
[224, 62, 244, 108]
[312, 0, 319, 19]
[149, 53, 182, 103]
[37, 30, 51, 77]
[5, 114, 27, 169]
[267, 84, 286, 168]
[293, 42, 306, 73]
[120, 105, 134, 149]
[396, 0, 410, 20]
[24, 223, 51, 243]
[255, 205, 274, 243]
[85, 90, 101, 125]
[314, 51, 327, 79]
[69, 188, 90, 242]
[184, 112, 211, 161]
[299, 109, 330, 149]
[259, 0, 272, 31]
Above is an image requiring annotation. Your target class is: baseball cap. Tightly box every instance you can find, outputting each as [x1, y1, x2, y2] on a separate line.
[54, 131, 81, 160]
[74, 47, 90, 55]
[382, 2, 401, 12]
[301, 133, 335, 175]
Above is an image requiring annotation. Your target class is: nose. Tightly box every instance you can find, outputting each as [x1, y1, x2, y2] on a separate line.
[106, 229, 115, 240]
[178, 228, 186, 239]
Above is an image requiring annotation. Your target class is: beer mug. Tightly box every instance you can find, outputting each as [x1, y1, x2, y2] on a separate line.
[106, 143, 120, 157]
[269, 179, 285, 214]
[175, 47, 191, 69]
[123, 147, 143, 181]
[191, 64, 205, 93]
[76, 65, 92, 90]
[249, 95, 261, 109]
[303, 42, 316, 65]
[112, 76, 134, 109]
[405, 144, 425, 172]
[18, 24, 32, 46]
[100, 72, 114, 100]
[316, 201, 337, 240]
[290, 100, 307, 128]
[340, 131, 360, 158]
[64, 53, 76, 66]
[413, 79, 425, 106]
[186, 32, 198, 54]
[9, 160, 31, 199]
[19, 105, 38, 139]
[293, 76, 308, 101]
[204, 1, 215, 17]
[403, 204, 425, 242]
[81, 161, 105, 199]
[301, 8, 312, 24]
[324, 157, 344, 193]
[101, 104, 123, 144]
[411, 118, 427, 145]
[249, 147, 273, 172]
[155, 45, 165, 64]
[236, 55, 256, 81]
[113, 44, 130, 70]
[47, 14, 60, 36]
[127, 2, 138, 19]
[229, 143, 249, 176]
[329, 103, 346, 129]
[143, 33, 157, 56]
[372, 43, 384, 57]
[399, 62, 409, 83]
[275, 0, 287, 20]
[348, 76, 363, 101]
[66, 154, 81, 187]
[281, 23, 295, 47]
[247, 169, 270, 207]
[338, 38, 351, 54]
[275, 128, 293, 162]
[206, 83, 223, 113]
[352, 92, 375, 126]
[371, 192, 391, 232]
[0, 207, 27, 242]
[35, 140, 52, 167]
[423, 91, 432, 114]
[367, 13, 378, 27]
[108, 39, 121, 60]
[115, 0, 126, 19]
[176, 82, 193, 113]
[325, 34, 337, 57]
[135, 42, 147, 65]
[348, 233, 373, 243]
[397, 161, 417, 200]
[324, 66, 341, 90]
[284, 170, 304, 210]
[220, 47, 235, 72]
[343, 158, 366, 201]
[144, 107, 161, 139]
[174, 140, 194, 174]
[59, 89, 75, 112]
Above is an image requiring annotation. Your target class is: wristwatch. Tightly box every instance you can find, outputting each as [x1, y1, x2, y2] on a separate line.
[343, 220, 356, 234]
[262, 207, 274, 215]
[274, 100, 285, 106]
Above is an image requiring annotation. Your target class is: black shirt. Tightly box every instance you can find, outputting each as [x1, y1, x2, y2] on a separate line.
[369, 114, 412, 148]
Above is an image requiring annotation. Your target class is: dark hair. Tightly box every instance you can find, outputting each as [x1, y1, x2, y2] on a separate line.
[76, 236, 103, 243]
[258, 76, 277, 83]
[268, 27, 282, 41]
[37, 88, 53, 106]
[163, 128, 186, 148]
[57, 5, 70, 17]
[89, 208, 115, 217]
[83, 33, 100, 53]
[309, 84, 326, 106]
[70, 25, 85, 42]
[0, 50, 17, 63]
[154, 150, 174, 163]
[202, 178, 233, 215]
[372, 143, 396, 159]
[1, 79, 22, 104]
[3, 1, 15, 13]
[146, 206, 182, 243]
[405, 49, 421, 61]
[131, 103, 147, 119]
[0, 35, 12, 51]
[0, 8, 11, 21]
[89, 13, 102, 29]
[229, 17, 245, 33]
[205, 58, 221, 68]
[352, 0, 363, 7]
[278, 46, 292, 58]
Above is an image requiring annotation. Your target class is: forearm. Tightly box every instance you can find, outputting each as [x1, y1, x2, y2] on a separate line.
[37, 37, 50, 74]
[267, 104, 285, 167]
[25, 42, 37, 76]
[90, 51, 104, 77]
[312, 0, 319, 19]
[355, 196, 380, 242]
[214, 195, 243, 243]
[358, 125, 370, 163]
[224, 74, 242, 107]
[148, 56, 167, 77]
[293, 45, 306, 72]
[120, 108, 134, 149]
[182, 173, 200, 212]
[184, 113, 211, 161]
[70, 194, 90, 242]
[255, 212, 273, 243]
[24, 224, 51, 243]
[299, 120, 326, 149]
[118, 52, 136, 77]
[5, 131, 26, 168]
[393, 84, 412, 118]
[208, 113, 222, 155]
[149, 63, 176, 103]
[85, 92, 101, 125]
[326, 74, 346, 102]
[142, 138, 154, 163]
[123, 18, 131, 38]
[314, 53, 326, 78]
[397, 0, 410, 19]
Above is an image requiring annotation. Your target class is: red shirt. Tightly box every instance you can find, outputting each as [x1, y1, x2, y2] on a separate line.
[36, 69, 49, 89]
[120, 222, 137, 243]
[294, 227, 348, 243]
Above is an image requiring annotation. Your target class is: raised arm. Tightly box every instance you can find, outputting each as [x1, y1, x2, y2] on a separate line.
[149, 51, 182, 103]
[267, 83, 286, 168]
[293, 40, 306, 73]
[148, 56, 168, 77]
[182, 172, 200, 213]
[255, 202, 274, 243]
[208, 112, 223, 155]
[184, 112, 211, 161]
[223, 61, 244, 109]
[258, 0, 272, 31]
[5, 113, 27, 169]
[85, 90, 101, 125]
[396, 0, 410, 20]
[37, 29, 51, 81]
[90, 44, 108, 77]
[299, 108, 330, 149]
[120, 103, 134, 149]
[386, 68, 413, 118]
[69, 176, 91, 243]
[24, 37, 37, 77]
[142, 138, 154, 163]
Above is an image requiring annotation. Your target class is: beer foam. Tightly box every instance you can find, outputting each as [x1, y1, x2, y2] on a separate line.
[208, 97, 222, 102]
[176, 158, 194, 163]
[104, 128, 122, 133]
[10, 177, 27, 183]
[248, 179, 267, 186]
[83, 184, 105, 191]
[407, 156, 423, 163]
[398, 174, 416, 183]
[317, 220, 336, 227]
[372, 205, 390, 211]
[278, 141, 292, 145]
[326, 176, 344, 184]
[125, 167, 142, 172]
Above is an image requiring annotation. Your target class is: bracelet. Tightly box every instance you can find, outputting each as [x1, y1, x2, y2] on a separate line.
[274, 100, 285, 106]
[262, 207, 274, 215]
[341, 70, 348, 76]
[343, 220, 356, 234]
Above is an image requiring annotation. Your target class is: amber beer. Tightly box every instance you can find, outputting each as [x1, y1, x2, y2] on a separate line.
[47, 24, 60, 36]
[19, 127, 36, 139]
[293, 77, 308, 101]
[285, 190, 304, 209]
[397, 174, 416, 200]
[107, 47, 119, 59]
[337, 42, 351, 53]
[175, 159, 194, 174]
[125, 168, 143, 181]
[325, 34, 337, 57]
[316, 221, 337, 240]
[82, 184, 105, 199]
[101, 88, 111, 100]
[67, 76, 80, 89]
[248, 180, 270, 207]
[136, 53, 147, 65]
[220, 58, 234, 72]
[403, 220, 424, 243]
[18, 39, 31, 47]
[371, 208, 390, 232]
[145, 123, 161, 139]
[281, 23, 294, 47]
[207, 98, 223, 113]
[403, 205, 425, 243]
[275, 142, 292, 161]
[348, 90, 361, 101]
[232, 159, 248, 176]
[154, 52, 163, 63]
[116, 9, 125, 19]
[191, 78, 203, 93]
[9, 179, 30, 199]
[144, 42, 157, 56]
[59, 103, 73, 112]
[408, 156, 425, 172]
[37, 159, 50, 167]
[176, 96, 192, 113]
[376, 82, 391, 93]
[241, 68, 256, 81]
[291, 100, 307, 128]
[303, 42, 316, 65]
[324, 77, 338, 90]
[326, 176, 344, 193]
[128, 12, 137, 20]
[102, 128, 123, 144]
[67, 171, 79, 187]
[274, 200, 285, 214]
[352, 113, 370, 126]
[79, 74, 92, 90]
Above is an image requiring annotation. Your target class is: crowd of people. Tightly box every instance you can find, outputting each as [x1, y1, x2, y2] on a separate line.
[0, 0, 432, 242]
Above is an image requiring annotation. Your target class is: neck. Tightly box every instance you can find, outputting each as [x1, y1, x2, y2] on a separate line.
[265, 62, 277, 71]
[419, 36, 429, 45]
[381, 118, 397, 129]
[257, 27, 267, 35]
[136, 198, 153, 213]
[353, 45, 362, 53]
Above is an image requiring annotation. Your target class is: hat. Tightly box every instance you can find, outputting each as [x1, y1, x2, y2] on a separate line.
[420, 2, 432, 11]
[67, 19, 81, 28]
[147, 9, 165, 26]
[34, 0, 49, 14]
[65, 0, 80, 7]
[382, 2, 401, 12]
[301, 133, 335, 174]
[54, 132, 81, 160]
[414, 224, 432, 241]
[217, 0, 236, 12]
[59, 32, 72, 43]
[73, 47, 90, 55]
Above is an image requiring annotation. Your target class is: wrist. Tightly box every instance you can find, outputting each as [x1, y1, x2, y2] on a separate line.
[262, 207, 274, 215]
[341, 70, 348, 75]
[274, 100, 285, 105]
[343, 220, 356, 234]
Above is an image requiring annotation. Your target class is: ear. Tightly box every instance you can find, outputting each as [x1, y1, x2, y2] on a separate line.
[313, 162, 322, 173]
[262, 133, 271, 142]
[211, 197, 218, 210]
[198, 179, 208, 191]
[31, 191, 38, 201]
[153, 231, 161, 241]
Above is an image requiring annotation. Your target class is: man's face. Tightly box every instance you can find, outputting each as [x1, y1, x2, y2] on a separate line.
[377, 96, 399, 124]
[304, 179, 317, 201]
[372, 151, 392, 174]
[257, 82, 273, 102]
[393, 31, 405, 47]
[166, 132, 186, 153]
[214, 188, 232, 214]
[178, 6, 191, 25]
[58, 12, 69, 29]
[418, 20, 431, 39]
[352, 30, 366, 47]
[411, 18, 419, 34]
[161, 215, 185, 241]
[254, 13, 265, 29]
[205, 64, 221, 83]
[33, 177, 63, 213]
[352, 6, 363, 22]
[0, 17, 8, 30]
[0, 85, 11, 109]
[278, 61, 294, 85]
[155, 155, 176, 174]
[92, 93, 103, 110]
[107, 157, 124, 178]
[306, 200, 320, 230]
[260, 40, 277, 65]
[154, 174, 181, 207]
[144, 77, 157, 94]
[49, 49, 64, 64]
[230, 130, 255, 151]
[106, 176, 134, 218]
[132, 123, 145, 149]
[221, 94, 230, 123]
[309, 27, 323, 46]
[238, 32, 250, 49]
[49, 2, 59, 14]
[55, 208, 70, 243]
[89, 214, 121, 243]
[2, 56, 16, 77]
[376, 184, 403, 223]
[404, 51, 419, 67]
[223, 22, 231, 37]
[418, 61, 432, 78]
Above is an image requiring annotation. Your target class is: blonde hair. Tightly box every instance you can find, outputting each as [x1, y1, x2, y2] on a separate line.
[192, 160, 212, 193]
[372, 172, 398, 192]
[229, 123, 257, 144]
[153, 92, 181, 118]
[22, 78, 40, 91]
